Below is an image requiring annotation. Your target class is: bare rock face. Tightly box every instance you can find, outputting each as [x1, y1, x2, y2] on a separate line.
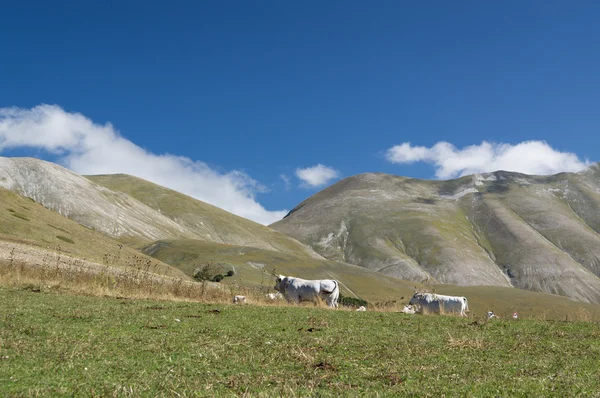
[271, 167, 600, 304]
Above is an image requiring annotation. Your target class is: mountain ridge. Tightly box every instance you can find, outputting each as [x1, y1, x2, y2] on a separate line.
[0, 157, 319, 259]
[3, 155, 600, 304]
[271, 165, 600, 303]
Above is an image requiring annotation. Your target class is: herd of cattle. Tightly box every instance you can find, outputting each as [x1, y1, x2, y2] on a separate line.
[233, 275, 473, 316]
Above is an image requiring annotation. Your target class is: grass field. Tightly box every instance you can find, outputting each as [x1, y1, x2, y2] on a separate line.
[1, 287, 599, 397]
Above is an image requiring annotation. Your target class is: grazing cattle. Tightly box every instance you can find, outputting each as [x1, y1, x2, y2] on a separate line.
[512, 311, 518, 319]
[274, 275, 340, 308]
[408, 292, 469, 316]
[233, 295, 247, 304]
[401, 305, 416, 314]
[356, 306, 367, 312]
[266, 292, 284, 301]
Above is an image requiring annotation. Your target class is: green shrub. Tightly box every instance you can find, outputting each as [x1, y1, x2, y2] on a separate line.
[339, 294, 368, 308]
[193, 264, 213, 281]
[194, 263, 234, 282]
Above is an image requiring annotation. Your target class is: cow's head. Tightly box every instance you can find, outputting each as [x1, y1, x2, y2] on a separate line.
[409, 291, 423, 305]
[274, 275, 287, 293]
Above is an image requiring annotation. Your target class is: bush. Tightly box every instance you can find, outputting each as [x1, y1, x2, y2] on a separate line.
[193, 263, 215, 281]
[339, 294, 368, 308]
[193, 263, 233, 282]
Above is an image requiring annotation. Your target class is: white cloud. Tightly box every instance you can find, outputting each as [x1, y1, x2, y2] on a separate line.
[385, 140, 591, 179]
[295, 164, 340, 187]
[0, 104, 287, 225]
[279, 173, 292, 190]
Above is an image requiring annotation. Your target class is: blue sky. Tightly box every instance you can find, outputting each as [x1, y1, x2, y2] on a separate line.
[1, 1, 599, 224]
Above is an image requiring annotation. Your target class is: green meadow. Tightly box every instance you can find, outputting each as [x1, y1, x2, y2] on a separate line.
[1, 286, 599, 397]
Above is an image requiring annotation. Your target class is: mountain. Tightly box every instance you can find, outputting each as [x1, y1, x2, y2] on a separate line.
[0, 157, 192, 242]
[0, 185, 186, 279]
[4, 156, 600, 307]
[0, 157, 419, 301]
[0, 157, 317, 258]
[270, 165, 600, 303]
[86, 173, 320, 257]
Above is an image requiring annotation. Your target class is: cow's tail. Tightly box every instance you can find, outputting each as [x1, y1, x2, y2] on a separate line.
[323, 280, 340, 308]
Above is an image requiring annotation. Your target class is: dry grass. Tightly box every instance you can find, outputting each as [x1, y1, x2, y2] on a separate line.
[0, 247, 339, 309]
[0, 256, 225, 303]
[2, 254, 599, 321]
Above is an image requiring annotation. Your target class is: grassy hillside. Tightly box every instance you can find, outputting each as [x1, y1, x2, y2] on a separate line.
[141, 238, 419, 302]
[271, 168, 600, 304]
[1, 287, 599, 397]
[0, 157, 316, 260]
[140, 238, 600, 317]
[272, 173, 511, 285]
[0, 186, 186, 279]
[87, 174, 319, 257]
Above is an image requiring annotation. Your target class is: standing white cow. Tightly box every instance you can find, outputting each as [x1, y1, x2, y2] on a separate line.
[409, 292, 469, 316]
[274, 275, 340, 308]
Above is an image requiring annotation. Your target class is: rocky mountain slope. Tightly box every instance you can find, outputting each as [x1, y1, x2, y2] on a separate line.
[0, 157, 318, 258]
[87, 173, 319, 257]
[271, 165, 600, 303]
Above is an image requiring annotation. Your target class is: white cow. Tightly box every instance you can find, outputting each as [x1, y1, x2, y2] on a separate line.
[233, 295, 247, 304]
[274, 275, 340, 308]
[401, 305, 416, 314]
[409, 292, 469, 316]
[266, 292, 284, 301]
[356, 306, 367, 312]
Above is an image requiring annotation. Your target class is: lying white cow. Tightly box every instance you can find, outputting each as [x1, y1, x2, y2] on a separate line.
[409, 292, 469, 316]
[266, 292, 284, 301]
[274, 275, 340, 308]
[401, 305, 416, 314]
[356, 306, 366, 312]
[487, 311, 499, 319]
[233, 295, 247, 304]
